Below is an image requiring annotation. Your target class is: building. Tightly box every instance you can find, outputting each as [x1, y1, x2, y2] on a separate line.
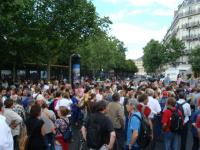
[133, 57, 146, 76]
[163, 0, 200, 64]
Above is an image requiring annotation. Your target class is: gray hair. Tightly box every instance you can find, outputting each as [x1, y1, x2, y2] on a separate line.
[127, 99, 138, 111]
[146, 88, 154, 96]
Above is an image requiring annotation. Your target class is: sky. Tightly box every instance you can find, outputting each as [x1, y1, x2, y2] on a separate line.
[92, 0, 183, 60]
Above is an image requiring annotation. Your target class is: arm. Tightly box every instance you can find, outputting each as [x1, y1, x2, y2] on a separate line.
[81, 126, 87, 141]
[41, 124, 46, 136]
[106, 131, 116, 150]
[129, 130, 138, 147]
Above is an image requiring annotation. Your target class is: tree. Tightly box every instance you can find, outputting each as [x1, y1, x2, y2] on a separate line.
[164, 37, 185, 65]
[189, 46, 200, 75]
[143, 39, 165, 73]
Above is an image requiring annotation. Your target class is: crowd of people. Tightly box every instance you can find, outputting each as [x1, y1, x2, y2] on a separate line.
[0, 77, 200, 150]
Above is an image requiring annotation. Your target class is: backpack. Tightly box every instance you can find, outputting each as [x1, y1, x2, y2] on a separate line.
[176, 102, 186, 118]
[58, 118, 72, 142]
[86, 114, 102, 149]
[169, 108, 183, 133]
[133, 113, 151, 148]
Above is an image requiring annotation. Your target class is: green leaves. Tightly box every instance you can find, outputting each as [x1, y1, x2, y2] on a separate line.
[189, 46, 200, 74]
[143, 37, 186, 73]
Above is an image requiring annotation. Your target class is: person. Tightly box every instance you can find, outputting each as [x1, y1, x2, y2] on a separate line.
[0, 101, 13, 150]
[177, 91, 191, 150]
[191, 106, 200, 150]
[162, 97, 182, 150]
[25, 104, 46, 150]
[55, 106, 70, 150]
[55, 91, 73, 111]
[126, 99, 141, 150]
[146, 88, 161, 150]
[164, 74, 171, 86]
[81, 100, 116, 150]
[107, 92, 125, 150]
[41, 103, 56, 150]
[3, 99, 23, 150]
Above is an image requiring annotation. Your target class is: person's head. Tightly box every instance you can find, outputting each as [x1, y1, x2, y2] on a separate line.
[145, 88, 154, 97]
[4, 99, 14, 108]
[62, 91, 70, 99]
[138, 94, 148, 105]
[30, 104, 41, 118]
[167, 97, 176, 107]
[126, 99, 138, 113]
[36, 94, 45, 106]
[178, 91, 185, 99]
[112, 93, 120, 102]
[95, 100, 108, 113]
[57, 106, 69, 117]
[55, 91, 62, 98]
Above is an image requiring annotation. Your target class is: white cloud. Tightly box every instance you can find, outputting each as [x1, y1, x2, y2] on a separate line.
[128, 0, 182, 10]
[102, 0, 123, 4]
[110, 23, 168, 59]
[109, 9, 145, 22]
[153, 9, 174, 16]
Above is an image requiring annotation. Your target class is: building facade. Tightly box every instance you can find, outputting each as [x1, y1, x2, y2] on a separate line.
[133, 57, 146, 76]
[163, 0, 200, 63]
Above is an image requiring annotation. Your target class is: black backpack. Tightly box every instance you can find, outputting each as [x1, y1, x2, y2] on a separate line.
[176, 102, 186, 118]
[133, 113, 151, 148]
[86, 114, 102, 149]
[169, 108, 183, 133]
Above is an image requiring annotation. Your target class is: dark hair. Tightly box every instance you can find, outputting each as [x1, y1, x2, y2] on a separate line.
[167, 97, 176, 107]
[56, 91, 62, 97]
[59, 106, 69, 116]
[138, 94, 148, 103]
[95, 100, 108, 112]
[30, 104, 41, 117]
[0, 101, 3, 111]
[4, 99, 14, 108]
[112, 93, 120, 102]
[178, 91, 185, 99]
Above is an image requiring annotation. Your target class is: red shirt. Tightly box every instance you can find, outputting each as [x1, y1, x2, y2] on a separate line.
[137, 103, 151, 118]
[162, 107, 182, 132]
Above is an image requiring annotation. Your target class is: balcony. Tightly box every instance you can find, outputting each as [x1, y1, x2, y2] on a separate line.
[182, 34, 200, 41]
[182, 21, 200, 29]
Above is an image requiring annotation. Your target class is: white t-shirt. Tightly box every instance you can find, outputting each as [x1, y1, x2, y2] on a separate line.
[147, 96, 161, 118]
[0, 115, 13, 150]
[55, 98, 73, 111]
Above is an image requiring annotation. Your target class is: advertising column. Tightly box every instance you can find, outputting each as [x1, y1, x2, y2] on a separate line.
[70, 54, 81, 88]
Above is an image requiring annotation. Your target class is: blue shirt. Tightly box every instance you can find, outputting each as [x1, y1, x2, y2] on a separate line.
[126, 112, 141, 147]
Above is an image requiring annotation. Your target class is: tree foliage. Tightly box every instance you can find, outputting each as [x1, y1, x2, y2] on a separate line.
[143, 37, 185, 73]
[0, 0, 137, 79]
[143, 39, 165, 73]
[189, 46, 200, 74]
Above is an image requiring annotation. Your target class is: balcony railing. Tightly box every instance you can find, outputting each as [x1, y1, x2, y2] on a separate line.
[182, 34, 200, 41]
[182, 21, 200, 29]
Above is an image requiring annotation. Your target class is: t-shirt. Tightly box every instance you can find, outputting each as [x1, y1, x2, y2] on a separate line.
[0, 115, 13, 150]
[126, 112, 141, 147]
[55, 98, 73, 111]
[85, 112, 114, 146]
